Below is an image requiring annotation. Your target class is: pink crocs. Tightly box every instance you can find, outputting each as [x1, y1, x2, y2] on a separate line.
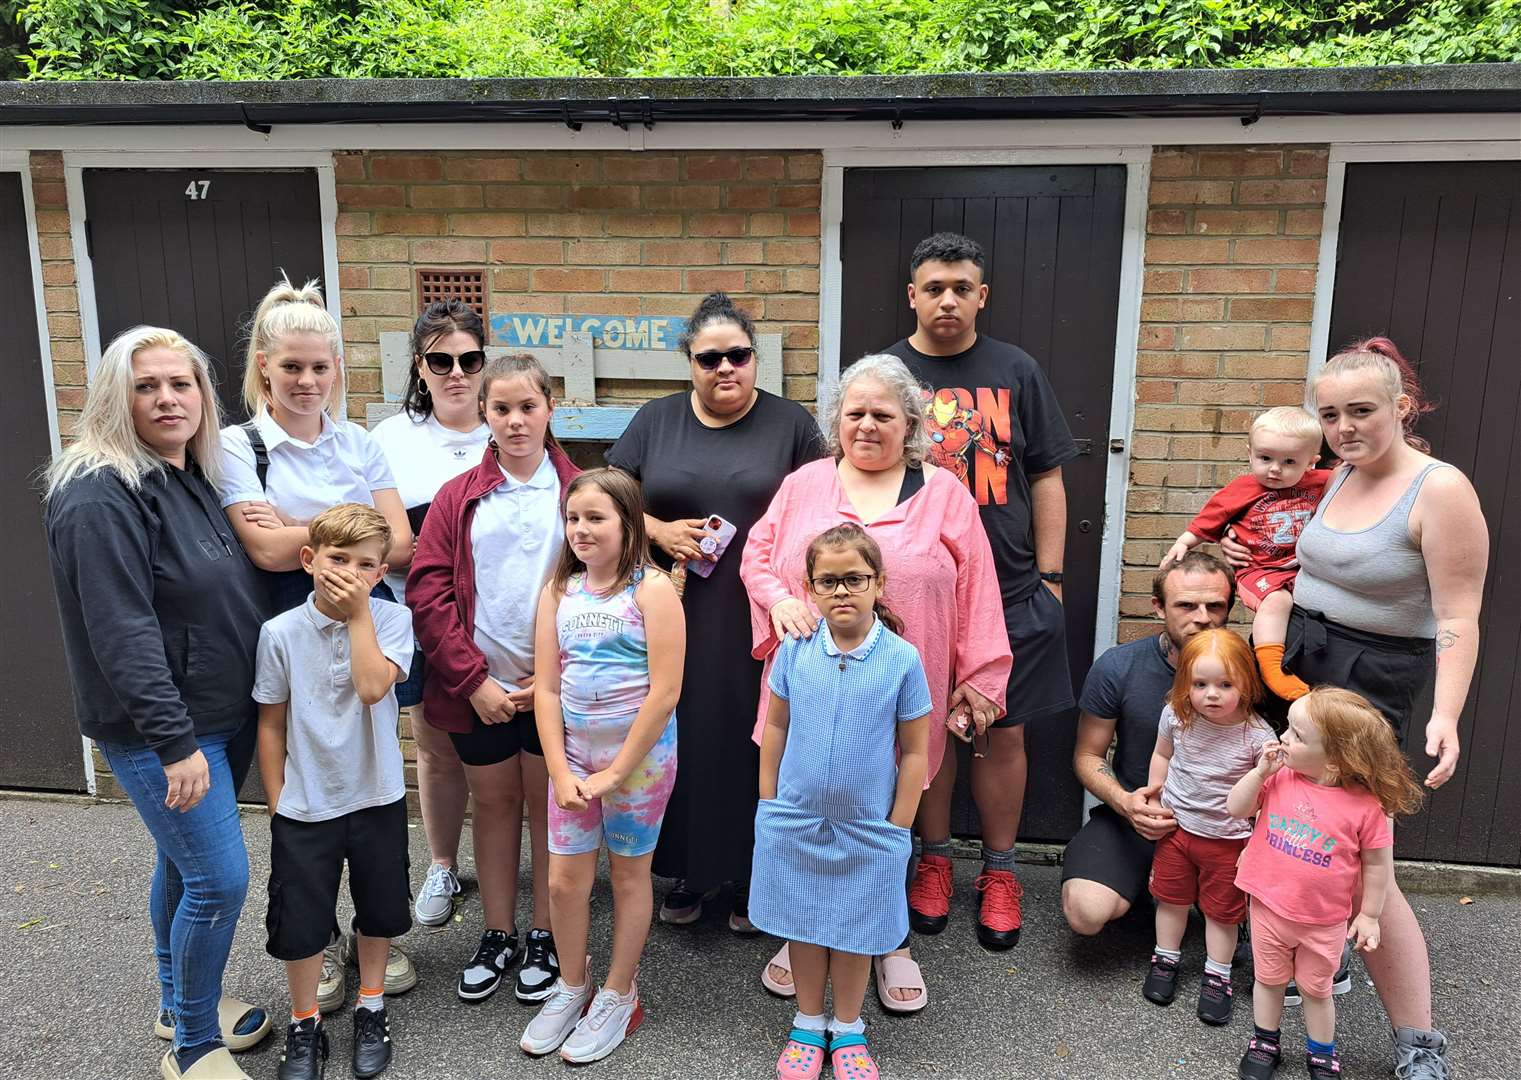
[776, 1028, 826, 1080]
[829, 1032, 879, 1080]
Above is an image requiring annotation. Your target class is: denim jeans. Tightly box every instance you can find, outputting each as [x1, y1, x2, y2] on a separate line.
[98, 721, 255, 1051]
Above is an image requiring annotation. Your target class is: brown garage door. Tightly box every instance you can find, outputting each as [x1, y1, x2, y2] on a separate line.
[83, 168, 326, 422]
[0, 172, 84, 791]
[840, 165, 1128, 843]
[1329, 160, 1521, 866]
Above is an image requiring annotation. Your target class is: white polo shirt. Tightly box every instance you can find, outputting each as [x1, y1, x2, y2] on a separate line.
[472, 452, 562, 692]
[219, 410, 396, 520]
[252, 595, 414, 823]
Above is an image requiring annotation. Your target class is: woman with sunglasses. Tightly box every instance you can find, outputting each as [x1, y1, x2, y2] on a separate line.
[740, 352, 1010, 1014]
[606, 292, 825, 933]
[370, 301, 490, 934]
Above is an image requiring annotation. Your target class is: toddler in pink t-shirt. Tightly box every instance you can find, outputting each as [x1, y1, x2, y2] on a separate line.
[1227, 688, 1425, 1080]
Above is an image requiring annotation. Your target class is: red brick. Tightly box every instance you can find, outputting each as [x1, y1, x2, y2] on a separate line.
[1177, 380, 1265, 406]
[484, 186, 568, 209]
[44, 286, 79, 311]
[784, 324, 820, 349]
[781, 350, 818, 376]
[685, 154, 743, 181]
[566, 295, 641, 317]
[765, 239, 819, 265]
[409, 185, 484, 209]
[765, 296, 819, 321]
[1263, 381, 1310, 405]
[1228, 297, 1314, 322]
[493, 294, 567, 315]
[1144, 269, 1185, 294]
[1137, 351, 1219, 378]
[685, 269, 747, 293]
[1134, 405, 1226, 433]
[491, 268, 531, 292]
[490, 238, 565, 264]
[29, 152, 64, 179]
[689, 213, 747, 237]
[449, 212, 527, 237]
[1178, 297, 1228, 321]
[569, 185, 641, 210]
[642, 186, 721, 210]
[1140, 298, 1179, 322]
[371, 266, 412, 290]
[1138, 325, 1175, 350]
[787, 155, 823, 181]
[31, 181, 66, 208]
[1288, 149, 1330, 177]
[605, 213, 682, 237]
[41, 262, 75, 285]
[776, 185, 822, 209]
[52, 361, 86, 386]
[526, 212, 605, 237]
[603, 156, 679, 183]
[1269, 325, 1310, 350]
[1274, 269, 1318, 294]
[745, 213, 784, 236]
[565, 239, 642, 264]
[724, 186, 774, 210]
[50, 338, 85, 362]
[744, 155, 787, 181]
[1193, 209, 1279, 236]
[1147, 209, 1189, 235]
[724, 241, 766, 264]
[333, 154, 366, 181]
[1187, 267, 1272, 294]
[337, 184, 405, 209]
[369, 155, 444, 182]
[522, 156, 600, 183]
[1149, 180, 1234, 205]
[1150, 150, 1197, 178]
[609, 268, 682, 292]
[1284, 209, 1325, 236]
[1146, 237, 1231, 265]
[408, 238, 487, 263]
[746, 269, 783, 293]
[1196, 149, 1283, 178]
[532, 268, 606, 293]
[785, 268, 820, 292]
[46, 313, 80, 338]
[643, 239, 723, 265]
[1220, 353, 1309, 380]
[444, 156, 522, 182]
[642, 295, 704, 317]
[1233, 238, 1320, 264]
[786, 212, 821, 237]
[372, 212, 445, 235]
[338, 266, 370, 290]
[335, 211, 371, 236]
[1237, 179, 1326, 205]
[38, 235, 73, 261]
[1137, 379, 1177, 403]
[34, 209, 70, 234]
[1178, 324, 1267, 351]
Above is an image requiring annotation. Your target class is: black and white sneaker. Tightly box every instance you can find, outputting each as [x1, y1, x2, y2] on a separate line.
[457, 929, 519, 1002]
[351, 1006, 392, 1079]
[515, 928, 560, 1003]
[277, 1016, 329, 1080]
[1284, 940, 1352, 1007]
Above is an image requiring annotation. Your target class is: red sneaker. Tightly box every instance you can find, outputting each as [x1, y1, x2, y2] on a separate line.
[974, 869, 1022, 950]
[907, 853, 953, 935]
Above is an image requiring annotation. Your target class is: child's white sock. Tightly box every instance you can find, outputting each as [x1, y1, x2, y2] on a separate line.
[792, 1010, 826, 1034]
[1204, 958, 1232, 980]
[357, 985, 385, 1013]
[1153, 945, 1182, 962]
[830, 1015, 866, 1036]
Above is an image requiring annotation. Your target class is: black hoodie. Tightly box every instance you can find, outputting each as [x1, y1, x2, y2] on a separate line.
[45, 458, 268, 765]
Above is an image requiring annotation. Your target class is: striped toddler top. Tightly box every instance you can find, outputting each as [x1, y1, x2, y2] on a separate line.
[1157, 704, 1274, 840]
[556, 568, 649, 717]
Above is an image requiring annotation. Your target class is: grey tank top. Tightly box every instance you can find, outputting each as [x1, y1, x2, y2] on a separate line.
[1293, 463, 1450, 638]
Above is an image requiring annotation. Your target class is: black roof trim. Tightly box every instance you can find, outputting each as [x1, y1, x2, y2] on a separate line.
[2, 67, 1518, 126]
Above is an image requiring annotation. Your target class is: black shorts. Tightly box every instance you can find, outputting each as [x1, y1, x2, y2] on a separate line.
[997, 584, 1076, 728]
[1060, 804, 1155, 906]
[266, 797, 412, 961]
[1283, 606, 1435, 745]
[447, 709, 542, 767]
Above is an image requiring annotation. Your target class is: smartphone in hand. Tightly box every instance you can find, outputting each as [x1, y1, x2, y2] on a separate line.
[687, 514, 738, 578]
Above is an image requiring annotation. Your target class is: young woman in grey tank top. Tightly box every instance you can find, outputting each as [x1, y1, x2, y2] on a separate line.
[1223, 337, 1487, 1078]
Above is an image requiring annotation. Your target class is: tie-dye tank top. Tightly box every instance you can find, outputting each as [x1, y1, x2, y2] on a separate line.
[556, 567, 649, 717]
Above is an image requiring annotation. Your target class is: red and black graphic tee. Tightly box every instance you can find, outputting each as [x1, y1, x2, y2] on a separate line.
[887, 336, 1078, 605]
[1187, 471, 1332, 569]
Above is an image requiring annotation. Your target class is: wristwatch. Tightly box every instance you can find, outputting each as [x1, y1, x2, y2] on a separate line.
[1039, 571, 1064, 584]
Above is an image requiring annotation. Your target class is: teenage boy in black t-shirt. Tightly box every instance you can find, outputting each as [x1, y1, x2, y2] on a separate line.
[885, 232, 1078, 952]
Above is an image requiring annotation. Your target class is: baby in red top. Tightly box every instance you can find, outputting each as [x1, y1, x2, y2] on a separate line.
[1162, 406, 1330, 701]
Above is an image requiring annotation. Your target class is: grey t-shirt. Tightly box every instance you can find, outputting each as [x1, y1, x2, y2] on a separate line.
[253, 595, 414, 822]
[1077, 633, 1176, 791]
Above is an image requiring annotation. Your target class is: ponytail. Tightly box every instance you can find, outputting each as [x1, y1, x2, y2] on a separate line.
[873, 597, 904, 636]
[241, 275, 344, 418]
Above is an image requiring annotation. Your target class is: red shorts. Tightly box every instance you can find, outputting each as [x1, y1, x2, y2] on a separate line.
[1236, 566, 1298, 611]
[1248, 899, 1346, 998]
[1148, 828, 1249, 924]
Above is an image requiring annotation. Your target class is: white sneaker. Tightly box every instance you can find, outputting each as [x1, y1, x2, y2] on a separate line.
[414, 863, 461, 926]
[316, 937, 345, 1013]
[520, 976, 594, 1056]
[559, 983, 644, 1064]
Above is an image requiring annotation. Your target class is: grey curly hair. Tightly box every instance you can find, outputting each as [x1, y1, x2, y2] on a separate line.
[820, 353, 931, 469]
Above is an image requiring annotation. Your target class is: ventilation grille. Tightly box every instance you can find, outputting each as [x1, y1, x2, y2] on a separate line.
[416, 269, 487, 321]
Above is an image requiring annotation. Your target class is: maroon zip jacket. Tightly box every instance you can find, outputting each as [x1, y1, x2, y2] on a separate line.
[406, 444, 581, 734]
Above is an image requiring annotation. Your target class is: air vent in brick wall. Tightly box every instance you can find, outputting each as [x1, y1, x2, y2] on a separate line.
[416, 269, 487, 321]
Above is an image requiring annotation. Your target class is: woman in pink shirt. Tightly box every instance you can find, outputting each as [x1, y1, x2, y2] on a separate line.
[740, 353, 1010, 1014]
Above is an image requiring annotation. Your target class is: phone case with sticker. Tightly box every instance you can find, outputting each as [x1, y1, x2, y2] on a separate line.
[687, 514, 738, 578]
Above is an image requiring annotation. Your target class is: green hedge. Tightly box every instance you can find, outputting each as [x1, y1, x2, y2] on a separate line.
[8, 0, 1520, 81]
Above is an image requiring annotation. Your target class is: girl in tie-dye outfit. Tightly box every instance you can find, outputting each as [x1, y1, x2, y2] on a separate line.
[521, 468, 685, 1065]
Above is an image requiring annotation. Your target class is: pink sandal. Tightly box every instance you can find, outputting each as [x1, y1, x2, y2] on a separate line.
[761, 942, 795, 997]
[872, 951, 928, 1013]
[775, 1028, 827, 1080]
[829, 1033, 880, 1080]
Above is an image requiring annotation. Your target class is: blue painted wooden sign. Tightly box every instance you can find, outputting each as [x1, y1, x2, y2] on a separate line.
[491, 314, 688, 351]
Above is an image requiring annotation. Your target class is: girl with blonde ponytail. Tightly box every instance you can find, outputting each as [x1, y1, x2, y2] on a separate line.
[219, 276, 413, 616]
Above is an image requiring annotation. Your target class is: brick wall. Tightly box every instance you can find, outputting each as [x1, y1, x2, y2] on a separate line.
[29, 152, 84, 441]
[332, 150, 824, 421]
[1119, 144, 1328, 641]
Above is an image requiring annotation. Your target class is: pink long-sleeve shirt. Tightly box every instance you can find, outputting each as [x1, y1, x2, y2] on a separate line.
[740, 458, 1012, 782]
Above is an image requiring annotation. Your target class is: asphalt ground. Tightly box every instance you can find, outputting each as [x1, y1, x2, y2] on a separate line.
[1, 795, 1514, 1080]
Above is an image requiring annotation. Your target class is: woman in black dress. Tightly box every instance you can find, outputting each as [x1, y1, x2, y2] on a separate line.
[607, 292, 824, 930]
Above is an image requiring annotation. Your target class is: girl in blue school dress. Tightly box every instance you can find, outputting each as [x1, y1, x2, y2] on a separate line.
[749, 523, 932, 1080]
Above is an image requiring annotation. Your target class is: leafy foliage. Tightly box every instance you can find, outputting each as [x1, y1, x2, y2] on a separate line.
[10, 0, 1520, 81]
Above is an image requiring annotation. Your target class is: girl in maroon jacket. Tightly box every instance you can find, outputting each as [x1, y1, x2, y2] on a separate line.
[407, 355, 580, 1006]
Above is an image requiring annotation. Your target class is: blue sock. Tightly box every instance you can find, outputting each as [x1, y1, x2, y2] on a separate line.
[176, 1040, 223, 1072]
[1307, 1037, 1336, 1055]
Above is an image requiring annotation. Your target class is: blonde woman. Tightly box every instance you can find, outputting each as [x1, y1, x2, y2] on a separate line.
[45, 327, 271, 1080]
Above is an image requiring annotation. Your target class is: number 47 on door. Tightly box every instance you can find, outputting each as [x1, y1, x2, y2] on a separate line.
[184, 180, 211, 199]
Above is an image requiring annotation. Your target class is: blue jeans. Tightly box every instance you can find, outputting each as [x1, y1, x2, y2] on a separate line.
[98, 722, 255, 1051]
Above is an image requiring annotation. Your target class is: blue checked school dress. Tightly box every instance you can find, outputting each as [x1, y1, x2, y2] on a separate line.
[748, 617, 933, 955]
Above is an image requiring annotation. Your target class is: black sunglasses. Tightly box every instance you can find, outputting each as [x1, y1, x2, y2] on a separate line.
[691, 346, 755, 371]
[421, 350, 487, 376]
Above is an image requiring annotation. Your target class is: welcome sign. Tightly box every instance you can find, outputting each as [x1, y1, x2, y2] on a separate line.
[490, 314, 688, 351]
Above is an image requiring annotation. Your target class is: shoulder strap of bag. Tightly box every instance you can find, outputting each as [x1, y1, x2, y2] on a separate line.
[240, 420, 270, 492]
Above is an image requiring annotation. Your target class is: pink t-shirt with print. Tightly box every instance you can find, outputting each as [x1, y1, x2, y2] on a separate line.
[1234, 768, 1392, 926]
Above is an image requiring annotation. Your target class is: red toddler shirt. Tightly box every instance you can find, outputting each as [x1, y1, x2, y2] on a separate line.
[1187, 469, 1332, 569]
[1234, 768, 1392, 926]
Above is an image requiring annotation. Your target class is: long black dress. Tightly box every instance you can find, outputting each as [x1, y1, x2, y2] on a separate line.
[607, 390, 824, 891]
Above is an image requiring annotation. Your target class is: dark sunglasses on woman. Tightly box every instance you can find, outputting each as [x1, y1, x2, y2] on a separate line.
[422, 350, 487, 376]
[691, 346, 755, 371]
